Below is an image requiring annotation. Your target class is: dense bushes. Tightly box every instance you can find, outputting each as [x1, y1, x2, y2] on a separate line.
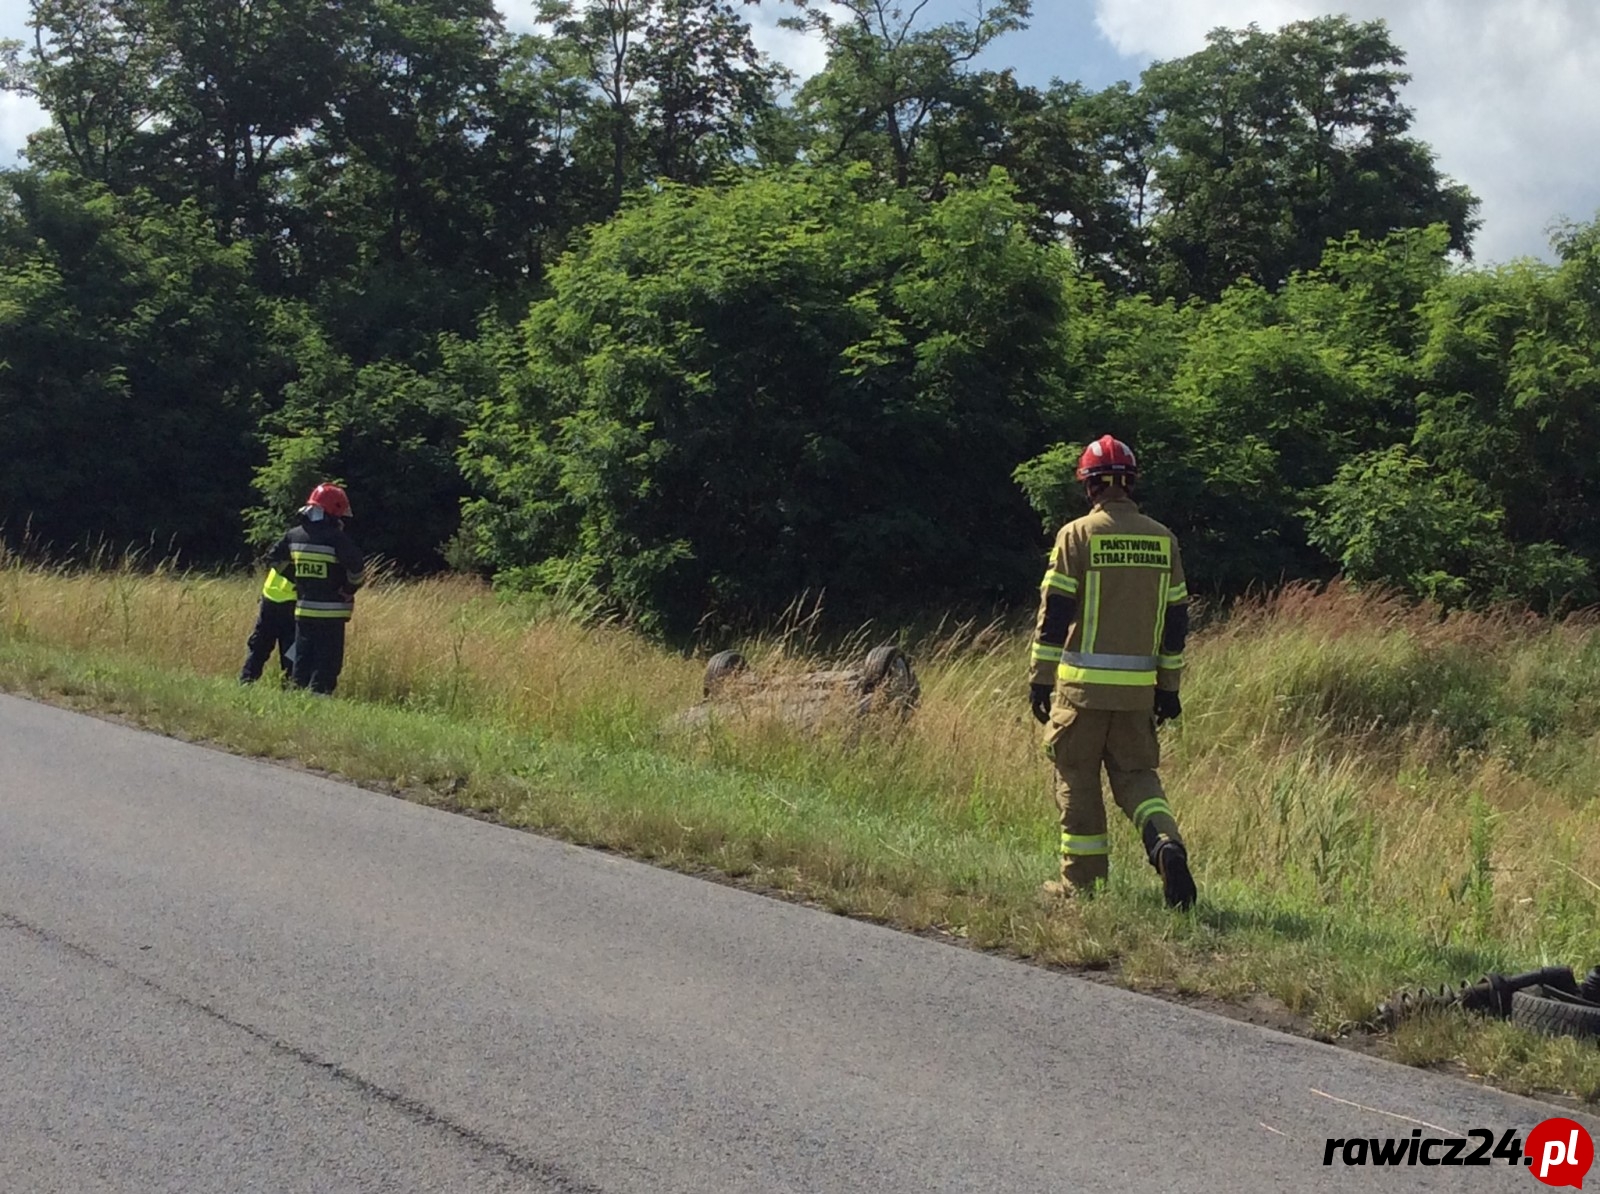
[0, 177, 291, 560]
[460, 169, 1073, 631]
[0, 4, 1596, 627]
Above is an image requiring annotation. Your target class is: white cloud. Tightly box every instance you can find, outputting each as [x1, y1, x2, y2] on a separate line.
[493, 0, 831, 81]
[1092, 0, 1600, 262]
[747, 7, 831, 83]
[497, 0, 543, 33]
[0, 0, 42, 161]
[490, 2, 830, 101]
[0, 91, 44, 165]
[1094, 0, 1306, 51]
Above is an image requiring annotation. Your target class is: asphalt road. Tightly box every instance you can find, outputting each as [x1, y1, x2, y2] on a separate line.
[0, 692, 1591, 1193]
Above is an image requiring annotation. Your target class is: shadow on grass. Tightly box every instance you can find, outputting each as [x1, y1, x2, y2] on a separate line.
[1195, 899, 1505, 980]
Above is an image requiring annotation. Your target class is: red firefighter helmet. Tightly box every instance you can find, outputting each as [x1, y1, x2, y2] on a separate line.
[305, 483, 352, 518]
[1075, 435, 1139, 482]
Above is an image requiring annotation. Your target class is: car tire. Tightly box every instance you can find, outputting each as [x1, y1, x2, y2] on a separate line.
[860, 645, 920, 712]
[1511, 985, 1600, 1040]
[703, 650, 748, 697]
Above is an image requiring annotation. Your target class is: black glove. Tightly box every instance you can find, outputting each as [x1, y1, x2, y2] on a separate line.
[1153, 689, 1182, 726]
[1030, 683, 1054, 725]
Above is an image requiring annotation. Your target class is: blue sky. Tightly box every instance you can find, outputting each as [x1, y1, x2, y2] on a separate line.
[736, 0, 1600, 264]
[3, 0, 1598, 263]
[743, 0, 1152, 89]
[992, 1, 1155, 87]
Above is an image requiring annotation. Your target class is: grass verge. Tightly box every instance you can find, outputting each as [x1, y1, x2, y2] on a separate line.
[2, 559, 1600, 1102]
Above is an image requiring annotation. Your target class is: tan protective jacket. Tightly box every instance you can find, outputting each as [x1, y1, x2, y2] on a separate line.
[1029, 491, 1188, 712]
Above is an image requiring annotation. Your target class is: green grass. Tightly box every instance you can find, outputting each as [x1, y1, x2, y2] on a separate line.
[2, 556, 1600, 1102]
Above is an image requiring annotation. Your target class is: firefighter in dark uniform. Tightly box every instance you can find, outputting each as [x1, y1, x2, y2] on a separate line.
[238, 565, 298, 684]
[267, 483, 365, 695]
[1028, 436, 1197, 909]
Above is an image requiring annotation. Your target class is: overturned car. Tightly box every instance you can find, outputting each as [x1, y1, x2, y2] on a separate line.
[676, 645, 922, 731]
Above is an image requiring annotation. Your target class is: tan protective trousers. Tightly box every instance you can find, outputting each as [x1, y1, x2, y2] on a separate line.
[1044, 705, 1183, 892]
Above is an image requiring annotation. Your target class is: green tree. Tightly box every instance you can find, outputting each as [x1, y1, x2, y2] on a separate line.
[987, 78, 1153, 286]
[0, 173, 293, 559]
[541, 0, 782, 211]
[1307, 447, 1594, 610]
[12, 0, 580, 323]
[1016, 227, 1454, 594]
[784, 0, 1030, 189]
[637, 0, 785, 183]
[15, 0, 357, 240]
[289, 0, 537, 360]
[1138, 17, 1479, 299]
[462, 166, 1071, 633]
[1391, 221, 1600, 602]
[247, 333, 495, 569]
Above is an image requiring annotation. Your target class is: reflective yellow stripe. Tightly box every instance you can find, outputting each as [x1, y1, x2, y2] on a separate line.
[1158, 654, 1185, 671]
[261, 568, 296, 603]
[1166, 583, 1188, 604]
[1032, 643, 1064, 663]
[1082, 571, 1102, 653]
[1043, 569, 1078, 596]
[1133, 799, 1172, 832]
[289, 546, 338, 560]
[1060, 665, 1157, 687]
[296, 598, 353, 621]
[1061, 832, 1110, 857]
[1153, 573, 1169, 654]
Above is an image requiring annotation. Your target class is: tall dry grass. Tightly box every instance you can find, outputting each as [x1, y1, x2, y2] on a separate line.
[4, 551, 1600, 1056]
[0, 554, 693, 735]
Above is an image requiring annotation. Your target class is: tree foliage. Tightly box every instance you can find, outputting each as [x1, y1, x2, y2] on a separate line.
[541, 0, 784, 209]
[462, 167, 1069, 631]
[247, 330, 493, 568]
[1136, 17, 1480, 298]
[1306, 446, 1590, 609]
[0, 174, 294, 557]
[783, 0, 1031, 190]
[0, 3, 1594, 625]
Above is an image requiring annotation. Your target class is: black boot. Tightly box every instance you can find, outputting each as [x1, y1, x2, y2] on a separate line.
[1152, 841, 1197, 910]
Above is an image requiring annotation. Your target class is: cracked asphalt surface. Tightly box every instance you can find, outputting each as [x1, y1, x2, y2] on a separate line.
[0, 692, 1591, 1192]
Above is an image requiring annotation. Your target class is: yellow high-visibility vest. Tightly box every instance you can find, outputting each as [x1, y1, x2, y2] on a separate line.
[261, 568, 297, 604]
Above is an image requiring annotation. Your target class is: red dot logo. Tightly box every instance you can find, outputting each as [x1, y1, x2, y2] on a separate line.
[1527, 1118, 1595, 1188]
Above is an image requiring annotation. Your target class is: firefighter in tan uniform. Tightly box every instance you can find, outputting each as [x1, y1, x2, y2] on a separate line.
[1028, 435, 1197, 909]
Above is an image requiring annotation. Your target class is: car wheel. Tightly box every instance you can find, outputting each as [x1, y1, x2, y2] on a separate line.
[1511, 985, 1600, 1040]
[703, 650, 749, 697]
[860, 645, 920, 713]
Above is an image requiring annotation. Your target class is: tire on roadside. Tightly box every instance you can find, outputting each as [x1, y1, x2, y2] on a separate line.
[703, 650, 749, 698]
[1510, 985, 1600, 1041]
[858, 645, 920, 715]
